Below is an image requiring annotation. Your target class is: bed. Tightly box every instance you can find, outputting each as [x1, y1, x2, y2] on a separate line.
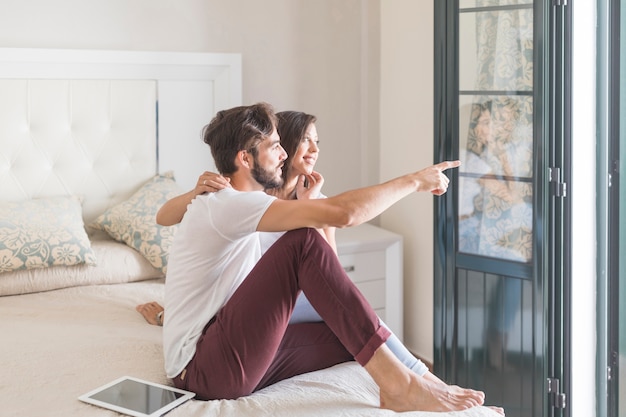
[0, 48, 498, 417]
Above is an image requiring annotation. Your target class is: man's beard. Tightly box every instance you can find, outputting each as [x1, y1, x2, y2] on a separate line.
[251, 158, 283, 189]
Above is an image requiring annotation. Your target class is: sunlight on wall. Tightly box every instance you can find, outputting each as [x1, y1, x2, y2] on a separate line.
[380, 0, 435, 362]
[572, 1, 597, 416]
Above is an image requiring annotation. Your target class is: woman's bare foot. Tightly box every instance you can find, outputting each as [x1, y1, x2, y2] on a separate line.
[136, 302, 164, 326]
[379, 371, 485, 413]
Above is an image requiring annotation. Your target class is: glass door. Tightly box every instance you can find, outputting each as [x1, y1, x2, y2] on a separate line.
[434, 1, 570, 416]
[456, 5, 538, 416]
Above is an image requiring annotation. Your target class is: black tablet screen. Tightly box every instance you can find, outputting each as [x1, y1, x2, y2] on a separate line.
[88, 378, 184, 414]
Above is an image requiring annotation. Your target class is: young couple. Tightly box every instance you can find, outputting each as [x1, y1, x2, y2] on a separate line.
[137, 104, 504, 415]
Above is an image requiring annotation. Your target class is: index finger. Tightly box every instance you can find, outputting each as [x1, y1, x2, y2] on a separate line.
[434, 160, 461, 172]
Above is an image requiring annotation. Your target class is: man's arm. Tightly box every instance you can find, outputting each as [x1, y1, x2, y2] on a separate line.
[257, 161, 460, 232]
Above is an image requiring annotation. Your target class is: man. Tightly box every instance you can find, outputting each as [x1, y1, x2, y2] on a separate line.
[163, 102, 502, 414]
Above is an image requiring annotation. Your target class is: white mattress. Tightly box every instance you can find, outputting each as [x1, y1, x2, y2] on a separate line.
[1, 274, 499, 417]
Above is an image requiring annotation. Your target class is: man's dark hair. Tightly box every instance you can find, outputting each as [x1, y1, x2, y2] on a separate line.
[203, 102, 278, 175]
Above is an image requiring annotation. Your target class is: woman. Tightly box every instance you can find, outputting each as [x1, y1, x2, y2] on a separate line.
[137, 111, 428, 375]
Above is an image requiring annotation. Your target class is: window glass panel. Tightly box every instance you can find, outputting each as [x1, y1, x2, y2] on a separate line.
[457, 0, 533, 264]
[459, 8, 533, 92]
[458, 95, 533, 262]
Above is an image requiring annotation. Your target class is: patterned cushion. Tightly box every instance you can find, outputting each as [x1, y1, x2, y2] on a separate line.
[0, 196, 96, 273]
[89, 173, 182, 274]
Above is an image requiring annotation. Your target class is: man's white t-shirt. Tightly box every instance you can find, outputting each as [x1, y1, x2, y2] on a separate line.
[163, 188, 276, 378]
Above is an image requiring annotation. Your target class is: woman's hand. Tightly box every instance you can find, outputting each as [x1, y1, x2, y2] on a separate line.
[296, 171, 324, 200]
[157, 172, 231, 226]
[194, 171, 231, 196]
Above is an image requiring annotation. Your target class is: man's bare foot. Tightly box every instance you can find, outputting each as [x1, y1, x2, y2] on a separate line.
[136, 302, 164, 326]
[379, 372, 485, 413]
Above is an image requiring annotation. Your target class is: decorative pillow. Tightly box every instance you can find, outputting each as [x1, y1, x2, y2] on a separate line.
[0, 235, 163, 296]
[0, 196, 96, 273]
[89, 173, 182, 274]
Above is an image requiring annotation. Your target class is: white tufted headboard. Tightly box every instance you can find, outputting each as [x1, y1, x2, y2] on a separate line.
[0, 48, 241, 223]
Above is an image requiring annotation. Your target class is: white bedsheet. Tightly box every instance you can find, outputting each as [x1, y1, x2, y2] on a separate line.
[1, 280, 499, 417]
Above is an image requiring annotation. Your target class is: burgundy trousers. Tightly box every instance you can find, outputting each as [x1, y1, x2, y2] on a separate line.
[173, 228, 391, 400]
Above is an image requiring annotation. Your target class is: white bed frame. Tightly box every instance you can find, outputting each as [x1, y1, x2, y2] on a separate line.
[0, 48, 241, 222]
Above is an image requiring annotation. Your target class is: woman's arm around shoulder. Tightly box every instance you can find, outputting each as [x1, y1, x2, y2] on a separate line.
[156, 171, 231, 226]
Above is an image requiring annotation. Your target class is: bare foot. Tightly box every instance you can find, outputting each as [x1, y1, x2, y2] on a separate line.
[379, 372, 485, 413]
[136, 302, 164, 326]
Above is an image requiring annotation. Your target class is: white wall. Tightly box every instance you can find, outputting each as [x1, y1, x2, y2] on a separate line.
[0, 0, 380, 198]
[379, 1, 435, 361]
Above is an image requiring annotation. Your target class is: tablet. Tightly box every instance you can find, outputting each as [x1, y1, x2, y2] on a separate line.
[78, 376, 195, 417]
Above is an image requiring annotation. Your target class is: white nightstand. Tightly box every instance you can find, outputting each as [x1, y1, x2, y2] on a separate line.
[335, 223, 404, 341]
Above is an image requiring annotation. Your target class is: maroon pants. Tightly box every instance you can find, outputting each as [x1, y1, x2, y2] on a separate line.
[173, 228, 390, 400]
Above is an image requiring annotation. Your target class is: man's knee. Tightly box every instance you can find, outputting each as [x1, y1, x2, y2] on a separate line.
[279, 228, 324, 245]
[283, 227, 317, 238]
